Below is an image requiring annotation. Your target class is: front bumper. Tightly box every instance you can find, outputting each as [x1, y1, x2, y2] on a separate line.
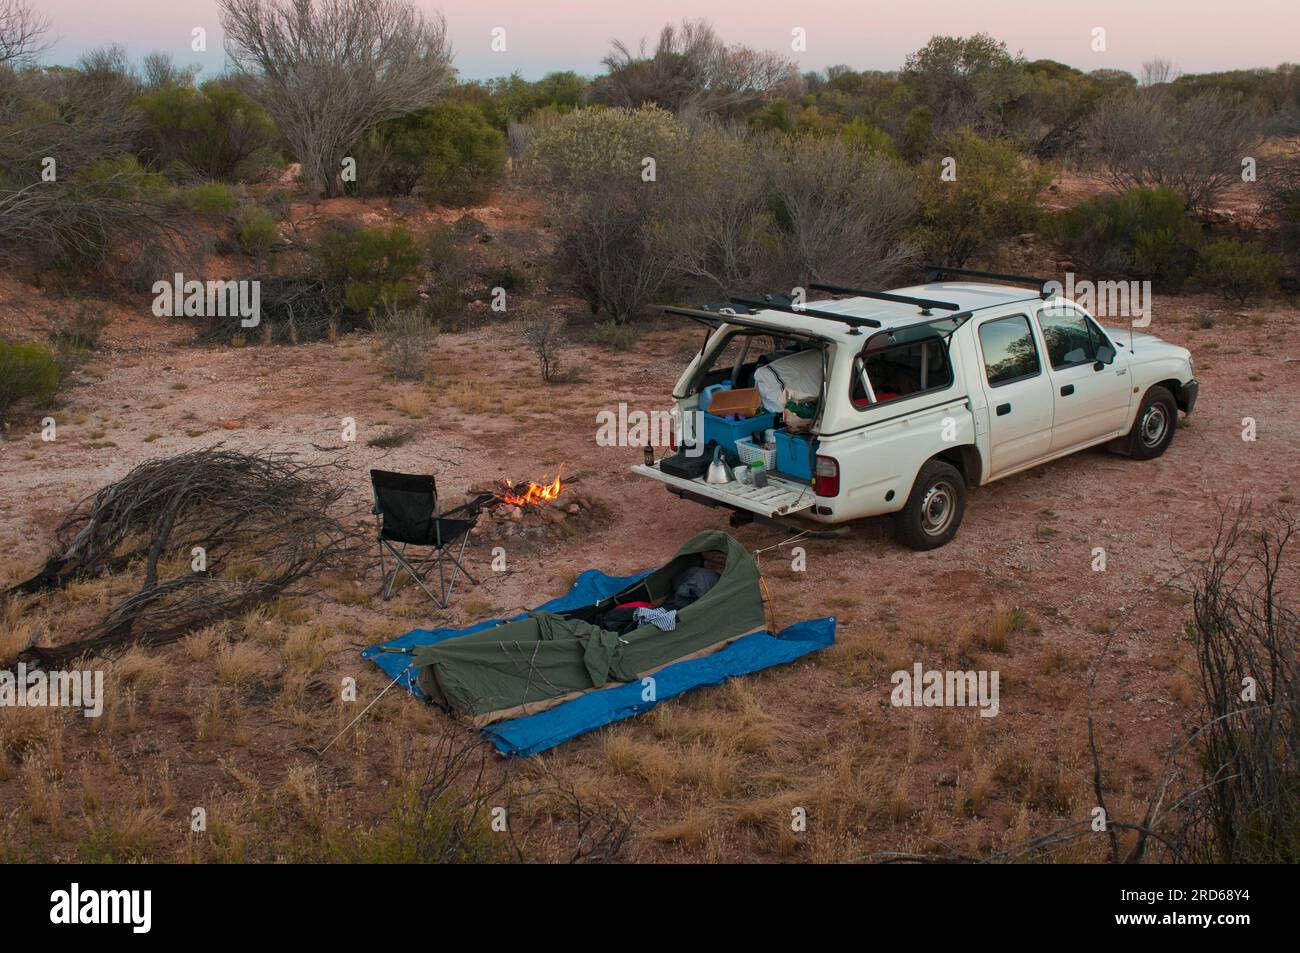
[1180, 378, 1199, 414]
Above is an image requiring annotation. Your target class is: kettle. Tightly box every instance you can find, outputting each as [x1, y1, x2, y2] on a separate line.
[705, 445, 731, 484]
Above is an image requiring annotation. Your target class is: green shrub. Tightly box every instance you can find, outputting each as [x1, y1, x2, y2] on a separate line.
[589, 320, 638, 351]
[136, 81, 278, 181]
[420, 226, 468, 326]
[839, 119, 900, 159]
[523, 105, 684, 193]
[314, 225, 423, 317]
[1198, 239, 1283, 303]
[358, 101, 506, 206]
[235, 206, 278, 260]
[1051, 187, 1203, 289]
[916, 130, 1049, 265]
[181, 182, 238, 216]
[0, 340, 62, 418]
[419, 101, 507, 206]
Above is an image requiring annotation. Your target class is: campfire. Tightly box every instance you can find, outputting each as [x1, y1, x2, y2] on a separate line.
[499, 467, 564, 507]
[468, 466, 601, 548]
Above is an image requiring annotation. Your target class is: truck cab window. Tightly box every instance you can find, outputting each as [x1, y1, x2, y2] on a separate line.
[1036, 306, 1104, 369]
[978, 315, 1041, 386]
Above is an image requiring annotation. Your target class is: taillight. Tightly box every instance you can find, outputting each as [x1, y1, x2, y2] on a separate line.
[814, 455, 839, 497]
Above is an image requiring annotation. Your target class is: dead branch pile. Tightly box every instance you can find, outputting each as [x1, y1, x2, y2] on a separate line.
[10, 447, 358, 664]
[196, 274, 339, 344]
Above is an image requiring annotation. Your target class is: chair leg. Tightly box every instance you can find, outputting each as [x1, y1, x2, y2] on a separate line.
[444, 533, 478, 593]
[382, 541, 448, 608]
[378, 539, 394, 601]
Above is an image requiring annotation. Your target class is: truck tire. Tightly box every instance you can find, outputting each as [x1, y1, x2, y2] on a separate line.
[1125, 386, 1178, 460]
[894, 460, 966, 550]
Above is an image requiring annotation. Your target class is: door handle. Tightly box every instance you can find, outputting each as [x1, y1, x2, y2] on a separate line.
[1060, 384, 1075, 396]
[996, 403, 1011, 416]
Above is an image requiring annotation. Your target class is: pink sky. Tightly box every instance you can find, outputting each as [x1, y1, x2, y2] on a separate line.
[34, 0, 1300, 80]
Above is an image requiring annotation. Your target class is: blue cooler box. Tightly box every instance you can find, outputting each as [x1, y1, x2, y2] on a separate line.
[702, 412, 778, 454]
[774, 429, 819, 481]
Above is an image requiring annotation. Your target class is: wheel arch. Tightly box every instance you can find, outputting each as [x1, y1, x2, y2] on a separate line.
[932, 444, 983, 488]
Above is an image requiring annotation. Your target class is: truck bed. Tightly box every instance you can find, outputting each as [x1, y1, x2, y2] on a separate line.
[631, 462, 816, 518]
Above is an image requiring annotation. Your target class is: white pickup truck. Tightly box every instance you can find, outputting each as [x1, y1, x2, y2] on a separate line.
[634, 268, 1199, 549]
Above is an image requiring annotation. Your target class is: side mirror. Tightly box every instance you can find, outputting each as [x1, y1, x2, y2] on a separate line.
[1094, 344, 1116, 369]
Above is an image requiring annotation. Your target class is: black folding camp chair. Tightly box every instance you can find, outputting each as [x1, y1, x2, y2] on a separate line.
[370, 469, 493, 608]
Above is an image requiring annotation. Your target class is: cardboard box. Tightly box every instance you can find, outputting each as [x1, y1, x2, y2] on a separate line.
[706, 387, 762, 418]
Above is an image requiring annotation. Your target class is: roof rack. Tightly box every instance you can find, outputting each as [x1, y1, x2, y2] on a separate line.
[808, 282, 960, 316]
[923, 265, 1052, 298]
[729, 296, 881, 333]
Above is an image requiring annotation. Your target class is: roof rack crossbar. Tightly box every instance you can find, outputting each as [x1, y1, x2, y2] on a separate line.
[807, 282, 960, 316]
[923, 265, 1052, 298]
[728, 296, 881, 332]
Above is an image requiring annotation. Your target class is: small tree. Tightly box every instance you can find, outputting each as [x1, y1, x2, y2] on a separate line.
[591, 18, 798, 118]
[916, 130, 1049, 266]
[901, 34, 1027, 140]
[1186, 504, 1299, 863]
[520, 313, 567, 382]
[0, 0, 49, 67]
[1050, 186, 1203, 290]
[761, 137, 919, 288]
[358, 101, 505, 205]
[525, 106, 685, 323]
[136, 80, 278, 181]
[219, 0, 453, 197]
[1084, 88, 1263, 212]
[313, 224, 423, 317]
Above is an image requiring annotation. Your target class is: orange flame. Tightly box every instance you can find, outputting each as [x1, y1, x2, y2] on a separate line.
[501, 465, 564, 507]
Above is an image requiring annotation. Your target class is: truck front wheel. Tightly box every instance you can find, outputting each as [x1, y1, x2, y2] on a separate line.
[1124, 386, 1178, 460]
[894, 460, 967, 550]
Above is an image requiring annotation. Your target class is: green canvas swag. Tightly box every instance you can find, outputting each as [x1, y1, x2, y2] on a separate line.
[412, 531, 767, 725]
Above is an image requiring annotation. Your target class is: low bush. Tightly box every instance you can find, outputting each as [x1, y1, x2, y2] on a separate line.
[1198, 239, 1283, 303]
[1050, 186, 1203, 290]
[313, 225, 423, 318]
[374, 307, 438, 380]
[181, 182, 239, 216]
[48, 306, 109, 368]
[589, 320, 638, 351]
[423, 226, 468, 323]
[235, 206, 278, 260]
[0, 341, 63, 419]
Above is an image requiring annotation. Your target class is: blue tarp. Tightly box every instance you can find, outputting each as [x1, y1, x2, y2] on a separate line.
[362, 568, 835, 757]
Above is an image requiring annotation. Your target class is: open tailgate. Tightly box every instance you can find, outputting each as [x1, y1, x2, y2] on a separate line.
[632, 462, 816, 518]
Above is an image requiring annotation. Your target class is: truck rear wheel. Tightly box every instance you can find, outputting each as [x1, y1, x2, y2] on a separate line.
[1125, 386, 1178, 460]
[894, 460, 966, 550]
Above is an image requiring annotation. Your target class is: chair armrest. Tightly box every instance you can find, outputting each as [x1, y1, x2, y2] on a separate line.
[443, 493, 496, 518]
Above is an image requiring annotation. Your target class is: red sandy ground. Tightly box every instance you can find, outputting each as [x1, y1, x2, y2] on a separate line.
[0, 183, 1296, 862]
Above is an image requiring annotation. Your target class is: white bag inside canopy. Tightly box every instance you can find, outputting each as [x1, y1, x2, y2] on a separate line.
[754, 349, 823, 413]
